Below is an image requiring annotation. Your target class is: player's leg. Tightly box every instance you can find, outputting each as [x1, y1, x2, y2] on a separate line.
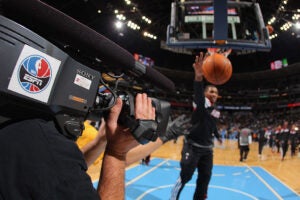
[170, 142, 198, 200]
[193, 150, 213, 200]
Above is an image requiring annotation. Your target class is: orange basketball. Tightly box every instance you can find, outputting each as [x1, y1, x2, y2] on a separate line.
[266, 25, 274, 35]
[202, 53, 232, 85]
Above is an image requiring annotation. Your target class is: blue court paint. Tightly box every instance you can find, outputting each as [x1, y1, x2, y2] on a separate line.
[209, 165, 280, 200]
[251, 166, 300, 200]
[93, 158, 300, 200]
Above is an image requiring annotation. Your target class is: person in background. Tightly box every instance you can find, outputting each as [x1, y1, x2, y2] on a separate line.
[265, 126, 272, 148]
[280, 120, 290, 161]
[274, 124, 282, 153]
[257, 125, 267, 159]
[238, 125, 252, 162]
[141, 155, 151, 165]
[77, 119, 106, 167]
[289, 123, 298, 157]
[220, 126, 228, 141]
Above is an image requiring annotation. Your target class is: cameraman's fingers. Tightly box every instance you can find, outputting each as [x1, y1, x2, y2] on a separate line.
[135, 93, 144, 119]
[147, 95, 155, 120]
[135, 93, 153, 120]
[97, 118, 106, 137]
[151, 107, 155, 120]
[107, 98, 123, 126]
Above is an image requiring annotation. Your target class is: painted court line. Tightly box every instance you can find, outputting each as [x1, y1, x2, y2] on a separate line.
[244, 164, 284, 200]
[125, 159, 169, 187]
[136, 184, 259, 200]
[208, 185, 259, 200]
[258, 167, 300, 197]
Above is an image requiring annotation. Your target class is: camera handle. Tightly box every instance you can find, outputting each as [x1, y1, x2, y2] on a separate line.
[122, 115, 158, 145]
[117, 92, 158, 144]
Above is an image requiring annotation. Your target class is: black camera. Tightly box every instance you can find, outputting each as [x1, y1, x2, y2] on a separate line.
[117, 92, 170, 144]
[0, 15, 171, 144]
[92, 90, 170, 144]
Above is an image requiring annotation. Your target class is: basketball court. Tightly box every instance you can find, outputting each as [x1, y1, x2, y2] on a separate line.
[92, 157, 299, 200]
[89, 138, 300, 199]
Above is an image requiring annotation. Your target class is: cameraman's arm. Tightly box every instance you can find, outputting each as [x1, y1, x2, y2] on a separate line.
[125, 138, 163, 166]
[125, 114, 191, 166]
[81, 121, 162, 168]
[80, 118, 107, 167]
[98, 93, 155, 199]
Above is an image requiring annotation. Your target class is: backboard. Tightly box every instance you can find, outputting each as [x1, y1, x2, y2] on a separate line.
[166, 0, 272, 52]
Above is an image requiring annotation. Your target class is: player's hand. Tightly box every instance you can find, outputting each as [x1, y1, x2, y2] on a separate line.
[159, 114, 191, 143]
[193, 52, 209, 81]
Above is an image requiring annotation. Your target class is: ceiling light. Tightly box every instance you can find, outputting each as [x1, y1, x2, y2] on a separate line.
[115, 21, 123, 29]
[143, 31, 157, 40]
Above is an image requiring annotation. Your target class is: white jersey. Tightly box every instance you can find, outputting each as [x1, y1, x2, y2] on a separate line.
[239, 128, 252, 146]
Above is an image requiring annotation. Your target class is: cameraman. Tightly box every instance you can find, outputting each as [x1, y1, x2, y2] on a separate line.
[0, 93, 154, 199]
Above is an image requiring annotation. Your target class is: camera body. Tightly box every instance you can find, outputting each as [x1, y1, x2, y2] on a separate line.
[117, 91, 171, 144]
[0, 15, 101, 140]
[94, 90, 171, 144]
[0, 15, 171, 144]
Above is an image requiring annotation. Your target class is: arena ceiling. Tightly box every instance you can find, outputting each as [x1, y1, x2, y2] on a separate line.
[2, 0, 300, 104]
[38, 0, 300, 75]
[3, 0, 298, 91]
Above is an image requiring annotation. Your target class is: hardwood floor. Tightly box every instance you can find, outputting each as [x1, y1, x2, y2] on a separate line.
[87, 136, 300, 195]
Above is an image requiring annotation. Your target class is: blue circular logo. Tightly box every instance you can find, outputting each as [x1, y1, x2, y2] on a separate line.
[18, 55, 52, 93]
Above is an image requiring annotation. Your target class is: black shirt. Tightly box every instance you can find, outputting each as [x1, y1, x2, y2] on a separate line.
[0, 119, 99, 200]
[187, 81, 220, 147]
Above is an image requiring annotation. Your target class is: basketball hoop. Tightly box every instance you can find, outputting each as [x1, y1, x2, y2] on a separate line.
[207, 48, 232, 57]
[214, 40, 227, 45]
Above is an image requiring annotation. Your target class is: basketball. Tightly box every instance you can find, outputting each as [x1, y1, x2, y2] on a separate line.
[266, 25, 274, 35]
[202, 53, 232, 85]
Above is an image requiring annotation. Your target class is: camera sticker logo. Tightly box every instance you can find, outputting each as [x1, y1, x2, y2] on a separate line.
[18, 55, 51, 93]
[8, 45, 61, 103]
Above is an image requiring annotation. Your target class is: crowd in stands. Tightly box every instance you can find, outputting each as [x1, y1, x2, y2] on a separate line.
[170, 108, 300, 160]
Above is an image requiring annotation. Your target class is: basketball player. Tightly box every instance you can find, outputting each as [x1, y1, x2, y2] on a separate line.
[238, 125, 252, 162]
[170, 52, 222, 200]
[289, 123, 298, 157]
[257, 125, 267, 158]
[280, 120, 290, 161]
[274, 124, 282, 153]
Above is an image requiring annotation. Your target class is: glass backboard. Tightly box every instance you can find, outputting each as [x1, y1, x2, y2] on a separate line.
[166, 0, 272, 51]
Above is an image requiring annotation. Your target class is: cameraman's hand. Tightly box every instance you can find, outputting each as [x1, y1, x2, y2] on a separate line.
[99, 93, 155, 199]
[135, 93, 155, 120]
[105, 93, 155, 159]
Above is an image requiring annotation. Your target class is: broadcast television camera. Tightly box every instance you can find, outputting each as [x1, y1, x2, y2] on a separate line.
[95, 90, 171, 144]
[0, 13, 171, 144]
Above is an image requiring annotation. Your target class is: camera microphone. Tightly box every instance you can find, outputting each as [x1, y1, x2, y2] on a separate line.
[2, 0, 176, 92]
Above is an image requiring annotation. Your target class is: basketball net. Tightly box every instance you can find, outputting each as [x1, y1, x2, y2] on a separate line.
[207, 48, 232, 57]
